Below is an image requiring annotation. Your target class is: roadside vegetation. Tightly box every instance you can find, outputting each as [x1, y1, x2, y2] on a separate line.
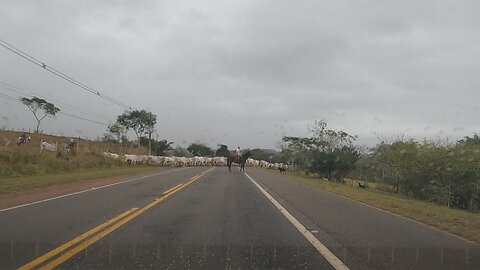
[276, 120, 480, 213]
[266, 120, 480, 243]
[349, 136, 480, 212]
[0, 129, 155, 193]
[0, 166, 156, 194]
[276, 170, 480, 244]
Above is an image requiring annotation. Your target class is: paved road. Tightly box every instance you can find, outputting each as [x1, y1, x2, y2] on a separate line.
[0, 166, 478, 269]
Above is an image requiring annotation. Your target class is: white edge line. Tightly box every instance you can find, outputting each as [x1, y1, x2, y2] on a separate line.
[323, 186, 480, 247]
[0, 167, 191, 213]
[245, 172, 350, 270]
[278, 171, 480, 247]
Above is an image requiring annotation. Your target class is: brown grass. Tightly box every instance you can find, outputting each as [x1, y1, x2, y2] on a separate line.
[0, 166, 157, 194]
[0, 129, 150, 179]
[0, 129, 146, 154]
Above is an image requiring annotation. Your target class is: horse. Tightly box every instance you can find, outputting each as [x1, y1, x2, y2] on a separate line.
[227, 151, 251, 172]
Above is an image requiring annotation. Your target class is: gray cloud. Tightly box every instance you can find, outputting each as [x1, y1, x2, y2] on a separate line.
[1, 0, 479, 149]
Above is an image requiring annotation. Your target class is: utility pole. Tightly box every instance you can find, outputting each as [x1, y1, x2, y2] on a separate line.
[148, 130, 152, 156]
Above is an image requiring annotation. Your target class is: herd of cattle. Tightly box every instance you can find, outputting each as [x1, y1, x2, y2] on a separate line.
[7, 132, 288, 170]
[102, 152, 288, 170]
[4, 133, 77, 153]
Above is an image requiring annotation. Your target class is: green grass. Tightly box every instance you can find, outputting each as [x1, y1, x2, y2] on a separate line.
[0, 166, 157, 194]
[275, 170, 480, 244]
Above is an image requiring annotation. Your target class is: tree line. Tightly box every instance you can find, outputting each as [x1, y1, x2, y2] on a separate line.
[20, 98, 477, 212]
[348, 135, 480, 212]
[278, 120, 479, 212]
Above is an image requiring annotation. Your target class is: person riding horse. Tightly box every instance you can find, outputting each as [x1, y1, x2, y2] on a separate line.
[227, 150, 252, 172]
[236, 146, 241, 158]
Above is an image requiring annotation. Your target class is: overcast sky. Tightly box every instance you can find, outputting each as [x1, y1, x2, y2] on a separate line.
[1, 0, 479, 149]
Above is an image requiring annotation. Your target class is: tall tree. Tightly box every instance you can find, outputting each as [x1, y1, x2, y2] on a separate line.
[116, 109, 157, 148]
[20, 96, 60, 133]
[107, 122, 126, 144]
[171, 146, 193, 157]
[282, 120, 359, 180]
[156, 139, 174, 156]
[215, 144, 230, 157]
[187, 143, 214, 157]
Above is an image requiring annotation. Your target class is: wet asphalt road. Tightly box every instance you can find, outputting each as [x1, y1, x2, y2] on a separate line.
[0, 166, 478, 269]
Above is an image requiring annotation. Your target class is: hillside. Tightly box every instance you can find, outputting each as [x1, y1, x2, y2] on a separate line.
[0, 129, 148, 178]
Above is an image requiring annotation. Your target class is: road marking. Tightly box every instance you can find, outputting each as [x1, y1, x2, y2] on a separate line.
[18, 207, 139, 270]
[0, 167, 191, 213]
[316, 185, 480, 247]
[40, 199, 168, 270]
[244, 172, 350, 270]
[19, 167, 215, 270]
[162, 183, 184, 195]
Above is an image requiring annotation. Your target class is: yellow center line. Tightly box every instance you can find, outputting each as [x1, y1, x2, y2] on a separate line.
[19, 167, 215, 270]
[40, 194, 173, 270]
[18, 207, 139, 270]
[162, 183, 184, 195]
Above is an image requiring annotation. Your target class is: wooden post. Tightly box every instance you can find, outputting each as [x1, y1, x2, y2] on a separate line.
[148, 131, 152, 156]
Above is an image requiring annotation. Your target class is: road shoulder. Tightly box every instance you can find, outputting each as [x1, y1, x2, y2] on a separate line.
[0, 167, 169, 210]
[246, 167, 480, 270]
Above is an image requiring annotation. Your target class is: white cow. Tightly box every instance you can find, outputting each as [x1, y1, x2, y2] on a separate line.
[103, 152, 120, 159]
[213, 156, 226, 166]
[40, 140, 57, 152]
[3, 137, 11, 151]
[124, 154, 141, 164]
[102, 153, 242, 167]
[174, 156, 189, 167]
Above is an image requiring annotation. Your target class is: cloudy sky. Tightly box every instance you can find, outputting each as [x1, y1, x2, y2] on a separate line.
[1, 0, 479, 149]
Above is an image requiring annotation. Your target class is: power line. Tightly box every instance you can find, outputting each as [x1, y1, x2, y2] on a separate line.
[0, 38, 133, 110]
[58, 111, 107, 126]
[0, 81, 111, 121]
[0, 92, 19, 102]
[0, 91, 108, 126]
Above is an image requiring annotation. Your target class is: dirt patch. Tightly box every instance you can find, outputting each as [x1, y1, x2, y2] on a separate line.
[0, 167, 170, 210]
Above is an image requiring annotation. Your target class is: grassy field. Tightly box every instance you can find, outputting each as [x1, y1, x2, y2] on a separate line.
[0, 129, 146, 155]
[0, 129, 159, 193]
[0, 166, 157, 194]
[0, 129, 151, 179]
[277, 170, 480, 244]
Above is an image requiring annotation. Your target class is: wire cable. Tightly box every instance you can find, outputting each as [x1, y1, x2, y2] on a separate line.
[0, 91, 108, 126]
[0, 38, 133, 110]
[0, 81, 111, 121]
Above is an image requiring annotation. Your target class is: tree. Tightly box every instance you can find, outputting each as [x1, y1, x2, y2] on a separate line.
[117, 110, 157, 148]
[101, 133, 116, 143]
[309, 146, 360, 181]
[187, 143, 214, 157]
[281, 136, 318, 171]
[215, 144, 230, 157]
[171, 146, 193, 157]
[308, 120, 358, 152]
[457, 134, 480, 147]
[282, 120, 359, 180]
[107, 123, 126, 144]
[20, 96, 60, 133]
[156, 140, 174, 156]
[250, 148, 269, 161]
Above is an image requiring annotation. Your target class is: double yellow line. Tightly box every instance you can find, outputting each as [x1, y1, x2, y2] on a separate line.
[19, 167, 215, 270]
